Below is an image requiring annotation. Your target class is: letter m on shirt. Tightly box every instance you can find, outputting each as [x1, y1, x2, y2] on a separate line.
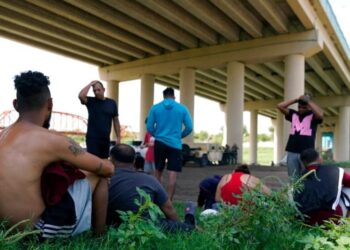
[290, 113, 313, 136]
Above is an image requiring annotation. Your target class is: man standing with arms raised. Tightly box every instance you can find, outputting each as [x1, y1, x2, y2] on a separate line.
[79, 80, 121, 158]
[147, 87, 193, 200]
[277, 95, 323, 178]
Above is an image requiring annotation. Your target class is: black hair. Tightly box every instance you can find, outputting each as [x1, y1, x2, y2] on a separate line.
[300, 148, 319, 166]
[134, 153, 145, 170]
[110, 144, 135, 163]
[93, 81, 104, 89]
[234, 164, 251, 174]
[298, 99, 308, 106]
[163, 87, 174, 98]
[14, 71, 51, 112]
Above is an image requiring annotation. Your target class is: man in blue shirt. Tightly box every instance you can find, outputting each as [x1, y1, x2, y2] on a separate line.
[107, 144, 194, 233]
[79, 80, 121, 158]
[147, 87, 193, 200]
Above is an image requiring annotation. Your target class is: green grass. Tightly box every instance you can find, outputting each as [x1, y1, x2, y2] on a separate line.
[3, 181, 350, 250]
[243, 146, 273, 165]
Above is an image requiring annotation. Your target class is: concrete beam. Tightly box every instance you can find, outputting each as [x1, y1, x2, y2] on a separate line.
[66, 0, 179, 52]
[0, 0, 143, 58]
[100, 30, 323, 81]
[175, 0, 239, 42]
[244, 95, 350, 110]
[248, 0, 288, 33]
[211, 0, 263, 38]
[0, 29, 103, 66]
[30, 0, 162, 55]
[102, 0, 198, 48]
[138, 0, 217, 45]
[287, 0, 350, 90]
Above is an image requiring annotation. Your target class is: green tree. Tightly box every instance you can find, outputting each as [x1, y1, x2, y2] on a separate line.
[194, 130, 209, 142]
[257, 133, 272, 142]
[243, 125, 249, 142]
[212, 132, 223, 144]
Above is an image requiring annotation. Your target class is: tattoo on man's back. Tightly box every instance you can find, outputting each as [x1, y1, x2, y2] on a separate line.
[68, 138, 85, 156]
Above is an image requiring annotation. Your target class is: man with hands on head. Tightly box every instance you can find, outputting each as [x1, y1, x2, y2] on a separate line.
[277, 94, 323, 178]
[79, 80, 121, 158]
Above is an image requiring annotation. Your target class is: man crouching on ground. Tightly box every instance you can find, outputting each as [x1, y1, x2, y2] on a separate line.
[0, 71, 114, 238]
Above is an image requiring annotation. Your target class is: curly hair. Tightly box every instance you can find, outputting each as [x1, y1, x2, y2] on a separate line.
[14, 71, 51, 112]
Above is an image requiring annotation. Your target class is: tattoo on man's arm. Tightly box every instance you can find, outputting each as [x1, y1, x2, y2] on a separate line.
[95, 162, 103, 175]
[68, 138, 86, 156]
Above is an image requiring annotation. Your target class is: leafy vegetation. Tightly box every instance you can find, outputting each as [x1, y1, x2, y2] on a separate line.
[194, 130, 223, 144]
[2, 180, 350, 249]
[107, 188, 165, 250]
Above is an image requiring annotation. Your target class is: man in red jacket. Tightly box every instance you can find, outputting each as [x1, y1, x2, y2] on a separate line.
[294, 148, 350, 225]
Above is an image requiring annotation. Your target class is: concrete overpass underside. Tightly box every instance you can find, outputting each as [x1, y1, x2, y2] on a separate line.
[1, 0, 350, 162]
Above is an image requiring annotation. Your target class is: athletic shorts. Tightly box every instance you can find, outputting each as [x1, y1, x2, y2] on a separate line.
[86, 137, 110, 158]
[154, 140, 182, 172]
[35, 179, 92, 238]
[340, 187, 350, 217]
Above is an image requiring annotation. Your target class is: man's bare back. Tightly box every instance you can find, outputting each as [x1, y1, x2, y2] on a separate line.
[0, 120, 113, 228]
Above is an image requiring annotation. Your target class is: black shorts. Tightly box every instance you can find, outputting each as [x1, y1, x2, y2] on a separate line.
[154, 140, 182, 172]
[86, 137, 110, 158]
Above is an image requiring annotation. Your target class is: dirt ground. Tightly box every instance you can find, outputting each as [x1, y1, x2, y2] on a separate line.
[162, 164, 289, 203]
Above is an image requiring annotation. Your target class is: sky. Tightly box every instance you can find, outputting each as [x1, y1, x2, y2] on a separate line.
[0, 0, 348, 135]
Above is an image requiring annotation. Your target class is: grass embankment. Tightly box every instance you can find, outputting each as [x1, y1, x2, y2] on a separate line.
[2, 185, 350, 250]
[243, 146, 273, 165]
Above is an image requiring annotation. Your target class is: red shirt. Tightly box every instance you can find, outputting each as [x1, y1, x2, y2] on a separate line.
[144, 132, 154, 162]
[220, 172, 245, 205]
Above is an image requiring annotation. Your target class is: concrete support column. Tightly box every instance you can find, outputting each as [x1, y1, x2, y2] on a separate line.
[333, 121, 339, 161]
[334, 106, 350, 161]
[139, 74, 154, 140]
[315, 128, 322, 152]
[180, 67, 195, 145]
[226, 61, 244, 163]
[249, 110, 258, 164]
[274, 111, 284, 163]
[107, 80, 119, 141]
[283, 54, 305, 147]
[220, 103, 227, 145]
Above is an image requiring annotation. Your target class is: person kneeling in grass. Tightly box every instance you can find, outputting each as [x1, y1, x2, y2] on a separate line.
[0, 71, 114, 238]
[215, 164, 271, 205]
[107, 144, 195, 232]
[197, 175, 222, 210]
[294, 148, 350, 225]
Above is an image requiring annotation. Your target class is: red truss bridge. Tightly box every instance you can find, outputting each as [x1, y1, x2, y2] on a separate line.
[0, 110, 87, 135]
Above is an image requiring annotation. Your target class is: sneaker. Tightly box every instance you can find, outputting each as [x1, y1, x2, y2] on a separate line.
[184, 201, 196, 226]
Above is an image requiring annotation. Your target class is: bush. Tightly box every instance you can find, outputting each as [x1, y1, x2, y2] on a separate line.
[300, 218, 350, 249]
[107, 188, 166, 250]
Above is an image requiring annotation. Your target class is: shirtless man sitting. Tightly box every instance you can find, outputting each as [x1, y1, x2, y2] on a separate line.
[0, 71, 114, 238]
